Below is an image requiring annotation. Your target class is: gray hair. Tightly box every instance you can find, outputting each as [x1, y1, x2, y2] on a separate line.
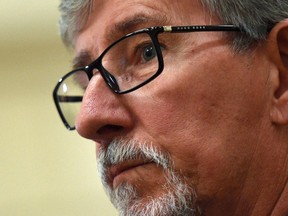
[59, 0, 288, 50]
[59, 0, 93, 48]
[200, 0, 288, 50]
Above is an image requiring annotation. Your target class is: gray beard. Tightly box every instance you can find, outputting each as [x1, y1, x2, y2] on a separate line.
[97, 139, 202, 216]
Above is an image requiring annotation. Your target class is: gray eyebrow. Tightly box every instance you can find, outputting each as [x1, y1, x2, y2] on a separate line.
[72, 51, 93, 69]
[106, 13, 170, 42]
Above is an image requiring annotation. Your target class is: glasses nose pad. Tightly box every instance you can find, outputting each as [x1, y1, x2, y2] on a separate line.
[102, 69, 120, 92]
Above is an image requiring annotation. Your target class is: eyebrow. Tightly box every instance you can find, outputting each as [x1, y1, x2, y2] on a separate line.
[107, 13, 170, 42]
[73, 12, 170, 69]
[72, 51, 93, 69]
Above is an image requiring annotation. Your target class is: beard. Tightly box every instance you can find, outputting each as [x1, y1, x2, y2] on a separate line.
[97, 139, 202, 216]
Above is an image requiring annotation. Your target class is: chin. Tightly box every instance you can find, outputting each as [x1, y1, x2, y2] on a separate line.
[104, 170, 202, 216]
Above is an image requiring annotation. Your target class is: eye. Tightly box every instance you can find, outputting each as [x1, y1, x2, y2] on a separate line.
[142, 44, 157, 62]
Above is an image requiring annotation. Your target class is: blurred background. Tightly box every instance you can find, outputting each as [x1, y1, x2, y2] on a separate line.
[0, 1, 117, 215]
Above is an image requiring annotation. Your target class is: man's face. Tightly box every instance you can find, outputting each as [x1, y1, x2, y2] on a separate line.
[75, 0, 273, 214]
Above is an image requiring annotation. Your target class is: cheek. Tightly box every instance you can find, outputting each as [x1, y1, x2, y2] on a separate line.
[129, 47, 268, 196]
[132, 49, 234, 144]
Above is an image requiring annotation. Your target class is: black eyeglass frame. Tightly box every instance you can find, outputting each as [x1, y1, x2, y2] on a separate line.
[53, 24, 241, 130]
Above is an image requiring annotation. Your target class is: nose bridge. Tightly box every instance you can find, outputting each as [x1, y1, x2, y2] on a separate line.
[75, 74, 133, 141]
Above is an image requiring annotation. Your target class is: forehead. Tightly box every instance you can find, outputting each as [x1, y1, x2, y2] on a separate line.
[74, 0, 214, 61]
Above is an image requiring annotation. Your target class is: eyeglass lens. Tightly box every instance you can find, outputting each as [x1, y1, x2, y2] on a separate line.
[56, 70, 89, 128]
[102, 32, 159, 91]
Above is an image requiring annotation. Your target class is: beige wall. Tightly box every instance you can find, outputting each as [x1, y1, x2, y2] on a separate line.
[0, 1, 117, 215]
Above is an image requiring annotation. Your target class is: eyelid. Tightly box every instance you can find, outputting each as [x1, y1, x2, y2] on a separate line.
[134, 41, 154, 52]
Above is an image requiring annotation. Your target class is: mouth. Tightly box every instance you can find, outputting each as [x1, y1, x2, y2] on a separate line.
[107, 159, 154, 188]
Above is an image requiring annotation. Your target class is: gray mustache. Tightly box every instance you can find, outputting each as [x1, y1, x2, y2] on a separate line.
[97, 139, 172, 172]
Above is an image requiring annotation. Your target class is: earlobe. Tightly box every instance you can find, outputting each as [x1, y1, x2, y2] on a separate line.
[269, 19, 288, 125]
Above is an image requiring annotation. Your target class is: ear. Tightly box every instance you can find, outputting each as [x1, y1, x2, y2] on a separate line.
[269, 19, 288, 125]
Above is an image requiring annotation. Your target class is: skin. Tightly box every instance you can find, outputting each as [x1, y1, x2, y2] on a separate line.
[74, 0, 288, 215]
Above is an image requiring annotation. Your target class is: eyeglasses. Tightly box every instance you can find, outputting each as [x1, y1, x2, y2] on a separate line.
[53, 24, 240, 130]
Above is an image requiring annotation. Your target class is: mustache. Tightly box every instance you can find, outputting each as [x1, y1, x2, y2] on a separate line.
[97, 139, 173, 178]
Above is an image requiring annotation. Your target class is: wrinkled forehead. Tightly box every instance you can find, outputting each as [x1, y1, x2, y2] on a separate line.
[74, 0, 215, 63]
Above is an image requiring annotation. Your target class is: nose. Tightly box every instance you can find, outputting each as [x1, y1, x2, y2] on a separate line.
[75, 74, 134, 143]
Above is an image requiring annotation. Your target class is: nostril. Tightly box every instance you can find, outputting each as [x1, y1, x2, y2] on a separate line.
[97, 124, 124, 135]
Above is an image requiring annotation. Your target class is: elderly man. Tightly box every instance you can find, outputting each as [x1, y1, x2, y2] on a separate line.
[53, 0, 288, 215]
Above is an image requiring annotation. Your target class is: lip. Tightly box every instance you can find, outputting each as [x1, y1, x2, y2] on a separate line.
[108, 160, 153, 187]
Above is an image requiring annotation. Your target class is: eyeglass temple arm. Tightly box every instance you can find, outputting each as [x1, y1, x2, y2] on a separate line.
[163, 25, 241, 32]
